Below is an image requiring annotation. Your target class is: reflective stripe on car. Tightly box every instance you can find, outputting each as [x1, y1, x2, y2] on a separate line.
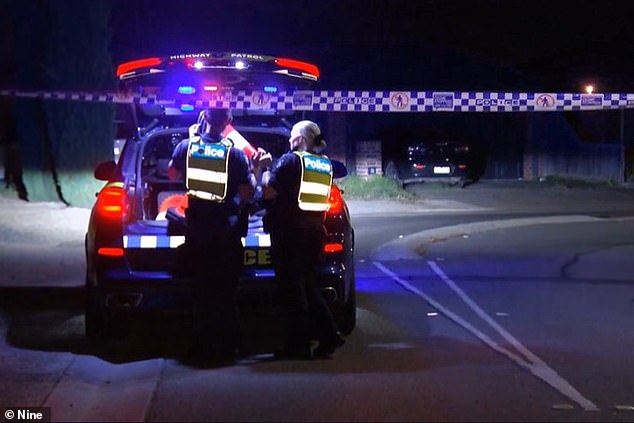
[123, 233, 271, 249]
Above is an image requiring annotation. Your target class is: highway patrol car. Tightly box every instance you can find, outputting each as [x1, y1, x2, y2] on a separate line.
[85, 52, 355, 341]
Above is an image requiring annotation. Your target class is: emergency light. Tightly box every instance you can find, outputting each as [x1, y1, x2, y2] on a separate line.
[177, 86, 196, 94]
[116, 57, 162, 77]
[275, 58, 320, 79]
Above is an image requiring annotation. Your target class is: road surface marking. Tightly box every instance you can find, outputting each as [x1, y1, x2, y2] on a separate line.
[373, 260, 599, 412]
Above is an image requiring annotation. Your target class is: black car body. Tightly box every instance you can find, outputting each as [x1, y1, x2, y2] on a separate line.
[85, 52, 356, 340]
[384, 140, 475, 187]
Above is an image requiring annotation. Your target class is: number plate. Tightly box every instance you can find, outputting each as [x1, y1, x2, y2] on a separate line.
[433, 166, 451, 174]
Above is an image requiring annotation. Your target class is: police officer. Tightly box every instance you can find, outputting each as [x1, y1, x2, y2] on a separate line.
[263, 120, 345, 358]
[168, 108, 255, 362]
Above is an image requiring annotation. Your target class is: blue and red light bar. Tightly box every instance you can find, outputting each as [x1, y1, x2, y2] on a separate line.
[116, 52, 320, 82]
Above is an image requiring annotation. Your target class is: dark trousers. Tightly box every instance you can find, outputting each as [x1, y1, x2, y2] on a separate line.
[269, 218, 340, 349]
[186, 206, 243, 354]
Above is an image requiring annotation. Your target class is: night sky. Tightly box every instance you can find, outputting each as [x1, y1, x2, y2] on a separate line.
[110, 0, 634, 92]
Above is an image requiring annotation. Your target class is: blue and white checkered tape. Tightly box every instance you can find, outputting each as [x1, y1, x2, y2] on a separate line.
[123, 232, 271, 249]
[3, 88, 634, 112]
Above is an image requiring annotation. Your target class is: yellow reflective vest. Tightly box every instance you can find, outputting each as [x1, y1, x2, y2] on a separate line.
[293, 151, 333, 212]
[186, 137, 232, 202]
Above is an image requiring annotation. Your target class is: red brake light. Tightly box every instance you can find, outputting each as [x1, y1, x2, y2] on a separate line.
[96, 186, 127, 219]
[275, 58, 320, 79]
[116, 57, 163, 77]
[97, 247, 124, 257]
[327, 185, 344, 214]
[324, 243, 344, 253]
[458, 164, 467, 169]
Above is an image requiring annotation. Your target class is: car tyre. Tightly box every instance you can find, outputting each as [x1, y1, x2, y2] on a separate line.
[385, 161, 403, 189]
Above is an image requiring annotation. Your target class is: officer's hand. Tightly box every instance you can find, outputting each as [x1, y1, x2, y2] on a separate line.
[252, 147, 272, 170]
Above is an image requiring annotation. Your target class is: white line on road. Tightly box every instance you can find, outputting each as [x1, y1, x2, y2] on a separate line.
[373, 260, 599, 412]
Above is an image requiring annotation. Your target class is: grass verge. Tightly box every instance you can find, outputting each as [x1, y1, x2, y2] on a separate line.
[336, 175, 418, 201]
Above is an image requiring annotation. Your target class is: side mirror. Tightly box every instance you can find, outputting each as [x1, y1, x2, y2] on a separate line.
[332, 160, 347, 179]
[94, 160, 117, 181]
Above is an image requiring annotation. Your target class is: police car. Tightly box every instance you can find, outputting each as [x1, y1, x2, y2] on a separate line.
[85, 52, 356, 341]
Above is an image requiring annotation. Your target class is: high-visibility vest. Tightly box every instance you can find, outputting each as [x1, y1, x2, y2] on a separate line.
[293, 151, 333, 212]
[186, 137, 232, 202]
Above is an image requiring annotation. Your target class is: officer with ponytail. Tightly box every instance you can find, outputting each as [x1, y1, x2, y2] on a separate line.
[262, 120, 345, 358]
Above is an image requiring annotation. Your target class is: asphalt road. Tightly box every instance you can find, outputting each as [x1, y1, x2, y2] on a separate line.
[1, 180, 634, 421]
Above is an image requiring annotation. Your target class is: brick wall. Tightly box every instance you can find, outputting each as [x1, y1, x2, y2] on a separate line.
[355, 140, 383, 177]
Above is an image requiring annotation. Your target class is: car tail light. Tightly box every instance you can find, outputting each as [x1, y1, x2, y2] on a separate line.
[275, 58, 320, 79]
[327, 185, 344, 215]
[324, 243, 344, 253]
[414, 164, 426, 170]
[116, 57, 162, 77]
[457, 164, 467, 169]
[96, 185, 128, 220]
[97, 247, 124, 257]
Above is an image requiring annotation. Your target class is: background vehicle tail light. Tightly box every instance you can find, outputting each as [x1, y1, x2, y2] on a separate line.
[327, 185, 344, 215]
[96, 186, 128, 220]
[457, 164, 467, 169]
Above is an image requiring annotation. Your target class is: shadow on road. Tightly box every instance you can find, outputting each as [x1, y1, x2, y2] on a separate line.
[0, 286, 570, 375]
[0, 286, 288, 364]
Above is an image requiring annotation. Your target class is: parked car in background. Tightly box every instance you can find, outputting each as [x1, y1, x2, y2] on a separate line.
[384, 140, 476, 188]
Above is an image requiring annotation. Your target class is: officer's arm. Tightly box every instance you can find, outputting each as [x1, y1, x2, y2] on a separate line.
[237, 177, 255, 204]
[168, 140, 187, 181]
[167, 160, 180, 180]
[236, 150, 256, 204]
[262, 182, 278, 200]
[262, 155, 288, 200]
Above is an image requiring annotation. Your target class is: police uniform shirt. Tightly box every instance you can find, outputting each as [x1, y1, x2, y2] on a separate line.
[170, 133, 251, 215]
[266, 151, 326, 224]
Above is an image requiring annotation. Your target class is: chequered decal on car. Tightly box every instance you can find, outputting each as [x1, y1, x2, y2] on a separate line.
[123, 232, 271, 249]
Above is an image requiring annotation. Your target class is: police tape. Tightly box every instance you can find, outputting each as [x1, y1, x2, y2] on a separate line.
[2, 88, 634, 112]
